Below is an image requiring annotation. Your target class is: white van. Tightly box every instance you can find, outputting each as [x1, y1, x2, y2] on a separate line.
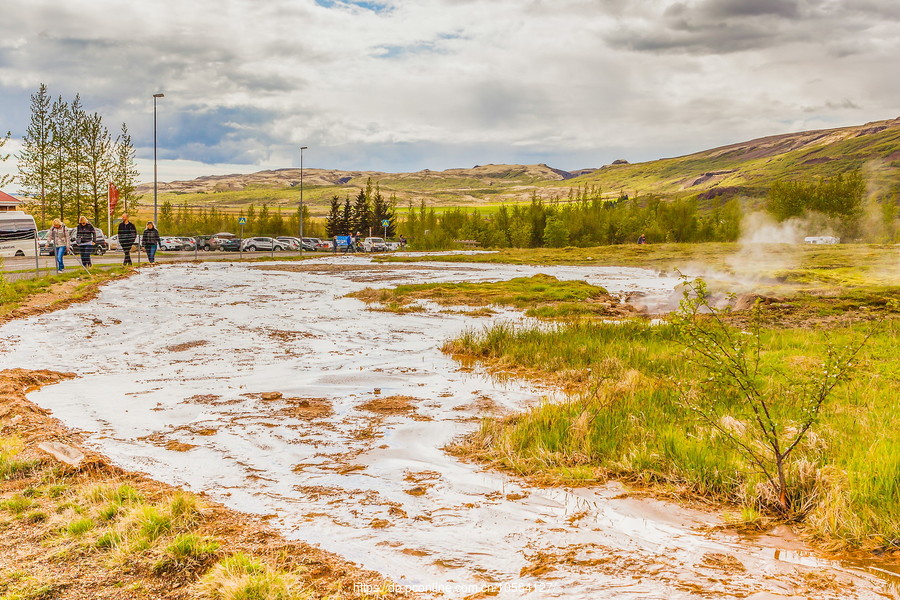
[0, 211, 38, 257]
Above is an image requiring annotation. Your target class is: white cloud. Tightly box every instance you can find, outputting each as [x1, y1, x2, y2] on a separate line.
[0, 0, 897, 184]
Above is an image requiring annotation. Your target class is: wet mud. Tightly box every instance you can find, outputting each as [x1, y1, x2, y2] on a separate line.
[1, 255, 897, 599]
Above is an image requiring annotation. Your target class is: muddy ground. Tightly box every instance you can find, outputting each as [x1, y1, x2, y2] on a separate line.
[0, 368, 414, 599]
[1, 255, 898, 599]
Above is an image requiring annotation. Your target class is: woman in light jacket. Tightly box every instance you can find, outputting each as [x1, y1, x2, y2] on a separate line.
[47, 218, 71, 273]
[142, 221, 161, 264]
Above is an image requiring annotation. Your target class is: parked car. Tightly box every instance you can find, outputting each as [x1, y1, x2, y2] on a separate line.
[68, 226, 109, 255]
[37, 229, 51, 255]
[159, 237, 184, 251]
[219, 237, 242, 251]
[385, 241, 401, 251]
[299, 237, 319, 251]
[362, 237, 388, 252]
[178, 237, 197, 251]
[107, 233, 143, 252]
[275, 236, 302, 250]
[316, 239, 334, 250]
[199, 232, 236, 251]
[241, 237, 287, 252]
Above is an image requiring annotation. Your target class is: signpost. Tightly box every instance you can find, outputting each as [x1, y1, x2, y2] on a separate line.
[381, 219, 389, 239]
[238, 216, 247, 259]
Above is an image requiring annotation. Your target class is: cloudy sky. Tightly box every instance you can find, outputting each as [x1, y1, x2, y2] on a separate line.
[1, 0, 898, 184]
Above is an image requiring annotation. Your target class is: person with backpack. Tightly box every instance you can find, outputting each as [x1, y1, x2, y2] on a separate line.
[118, 214, 138, 266]
[74, 216, 96, 267]
[47, 218, 71, 273]
[143, 221, 161, 264]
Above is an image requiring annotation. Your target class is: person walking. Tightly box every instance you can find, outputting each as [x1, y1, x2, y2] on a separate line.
[142, 221, 161, 264]
[75, 216, 96, 268]
[47, 218, 71, 273]
[118, 214, 138, 266]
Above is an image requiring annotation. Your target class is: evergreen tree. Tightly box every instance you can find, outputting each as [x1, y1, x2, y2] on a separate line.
[18, 84, 53, 226]
[341, 196, 353, 235]
[370, 186, 396, 237]
[325, 195, 342, 237]
[352, 184, 371, 234]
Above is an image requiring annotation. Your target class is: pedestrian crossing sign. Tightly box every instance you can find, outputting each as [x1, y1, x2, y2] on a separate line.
[238, 217, 247, 225]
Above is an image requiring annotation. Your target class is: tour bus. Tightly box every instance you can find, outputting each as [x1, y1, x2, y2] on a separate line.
[0, 211, 38, 257]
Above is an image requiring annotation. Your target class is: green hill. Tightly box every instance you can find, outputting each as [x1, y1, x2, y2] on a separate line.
[140, 117, 900, 216]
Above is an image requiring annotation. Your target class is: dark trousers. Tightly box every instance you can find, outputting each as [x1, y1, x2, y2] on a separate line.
[123, 248, 132, 265]
[146, 244, 158, 263]
[79, 244, 93, 266]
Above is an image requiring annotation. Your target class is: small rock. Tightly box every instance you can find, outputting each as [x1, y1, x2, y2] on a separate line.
[38, 441, 85, 466]
[260, 391, 283, 400]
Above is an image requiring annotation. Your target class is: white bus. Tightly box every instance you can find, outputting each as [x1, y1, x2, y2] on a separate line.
[0, 211, 38, 257]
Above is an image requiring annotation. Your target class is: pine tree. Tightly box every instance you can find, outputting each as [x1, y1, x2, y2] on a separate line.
[341, 197, 353, 235]
[370, 186, 396, 237]
[17, 84, 53, 226]
[325, 195, 342, 237]
[352, 183, 372, 234]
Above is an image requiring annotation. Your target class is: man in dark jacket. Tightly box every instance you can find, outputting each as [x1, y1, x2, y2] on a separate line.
[118, 214, 138, 266]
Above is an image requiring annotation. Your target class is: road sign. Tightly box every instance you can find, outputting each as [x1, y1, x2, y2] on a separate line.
[381, 219, 390, 227]
[238, 216, 247, 225]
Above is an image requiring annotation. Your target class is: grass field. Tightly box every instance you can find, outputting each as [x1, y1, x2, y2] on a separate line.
[360, 244, 900, 550]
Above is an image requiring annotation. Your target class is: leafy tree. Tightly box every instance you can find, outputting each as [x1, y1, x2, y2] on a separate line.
[112, 123, 139, 216]
[159, 200, 174, 232]
[82, 111, 112, 225]
[48, 95, 71, 220]
[672, 278, 870, 515]
[0, 130, 11, 189]
[543, 215, 570, 247]
[69, 94, 86, 219]
[18, 84, 53, 226]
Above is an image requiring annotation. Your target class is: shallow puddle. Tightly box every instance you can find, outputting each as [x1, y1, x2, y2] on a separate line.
[1, 256, 897, 599]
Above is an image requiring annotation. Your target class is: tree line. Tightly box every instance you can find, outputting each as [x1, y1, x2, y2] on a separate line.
[324, 179, 397, 238]
[16, 84, 139, 229]
[397, 192, 743, 250]
[154, 200, 323, 239]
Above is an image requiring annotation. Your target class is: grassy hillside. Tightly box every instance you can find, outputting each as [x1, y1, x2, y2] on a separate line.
[140, 117, 900, 216]
[568, 117, 900, 199]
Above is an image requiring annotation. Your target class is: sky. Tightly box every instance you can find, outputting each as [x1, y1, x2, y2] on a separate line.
[1, 0, 898, 186]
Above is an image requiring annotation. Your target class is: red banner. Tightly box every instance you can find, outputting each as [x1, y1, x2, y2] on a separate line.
[108, 182, 120, 214]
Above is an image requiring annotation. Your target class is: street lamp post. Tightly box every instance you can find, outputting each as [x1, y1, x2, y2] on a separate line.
[299, 146, 308, 254]
[153, 93, 164, 224]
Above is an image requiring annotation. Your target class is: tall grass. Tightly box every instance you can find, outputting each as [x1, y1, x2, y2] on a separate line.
[448, 317, 900, 548]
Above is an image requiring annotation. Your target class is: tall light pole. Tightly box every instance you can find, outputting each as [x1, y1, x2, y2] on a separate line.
[299, 146, 308, 252]
[153, 93, 164, 224]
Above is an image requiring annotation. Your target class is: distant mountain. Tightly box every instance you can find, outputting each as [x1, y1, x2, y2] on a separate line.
[141, 117, 900, 211]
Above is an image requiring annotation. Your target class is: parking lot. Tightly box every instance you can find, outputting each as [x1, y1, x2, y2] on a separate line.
[0, 247, 328, 280]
